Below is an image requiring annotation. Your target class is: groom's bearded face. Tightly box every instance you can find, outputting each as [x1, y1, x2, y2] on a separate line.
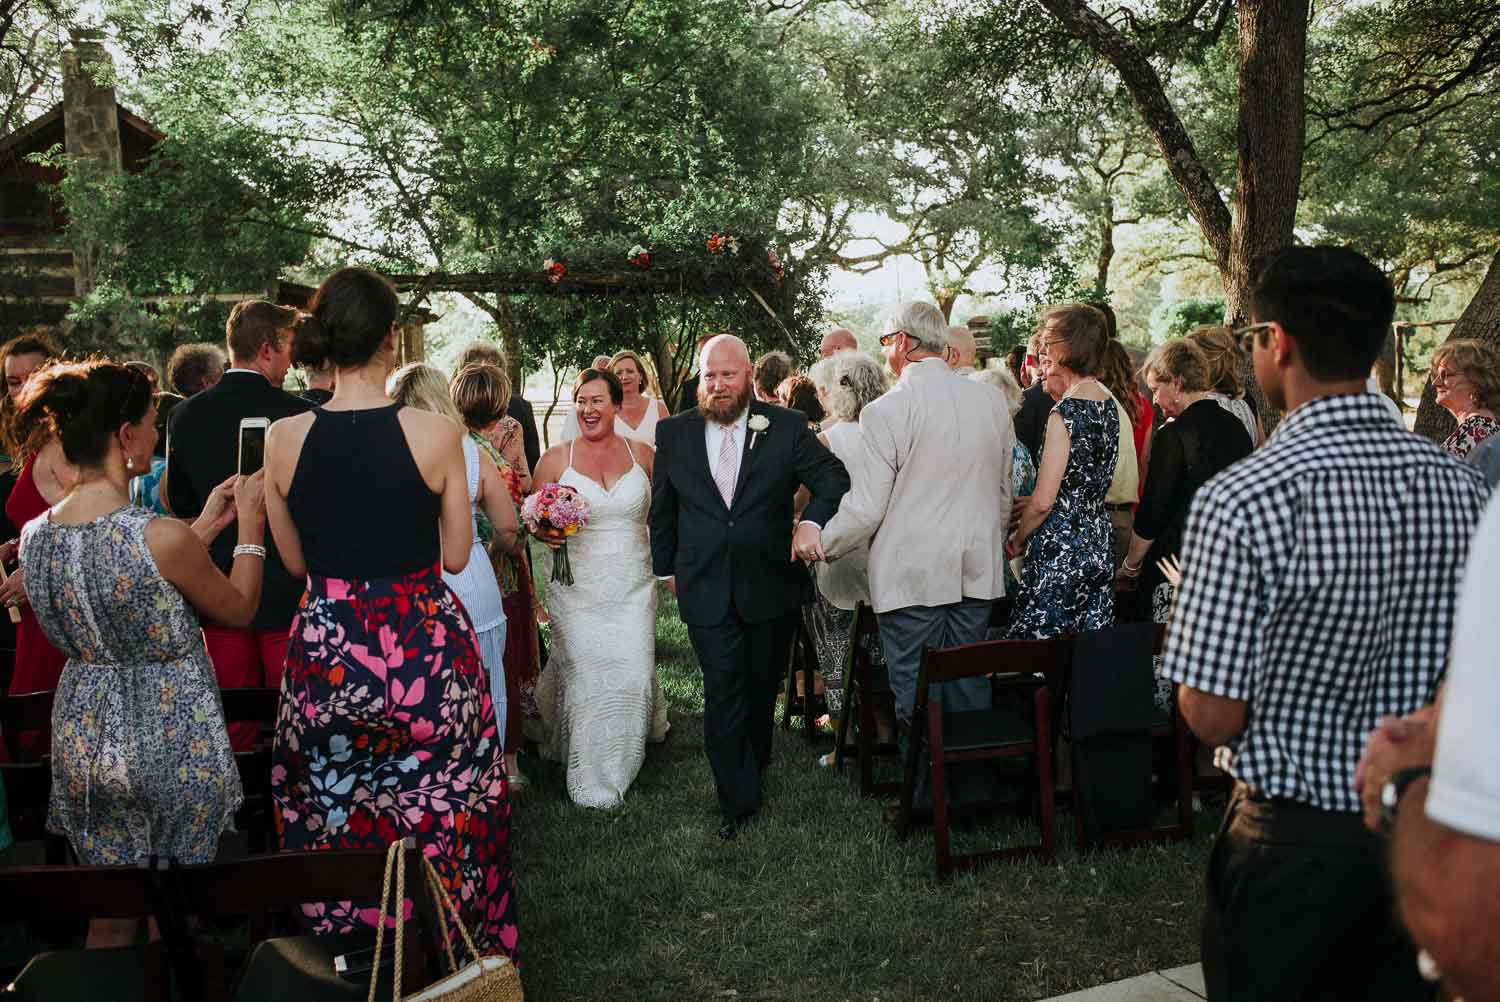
[698, 361, 752, 424]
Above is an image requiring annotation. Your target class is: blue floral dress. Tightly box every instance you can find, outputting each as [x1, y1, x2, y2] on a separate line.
[22, 505, 241, 864]
[1009, 396, 1118, 638]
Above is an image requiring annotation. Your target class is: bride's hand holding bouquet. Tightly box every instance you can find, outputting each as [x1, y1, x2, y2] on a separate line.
[521, 483, 591, 585]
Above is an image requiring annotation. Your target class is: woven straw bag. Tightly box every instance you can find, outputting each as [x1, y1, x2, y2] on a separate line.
[366, 840, 523, 1002]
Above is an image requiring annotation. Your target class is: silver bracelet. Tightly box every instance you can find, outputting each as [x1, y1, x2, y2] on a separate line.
[233, 543, 267, 559]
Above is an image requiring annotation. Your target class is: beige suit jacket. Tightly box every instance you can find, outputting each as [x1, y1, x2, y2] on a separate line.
[821, 358, 1014, 614]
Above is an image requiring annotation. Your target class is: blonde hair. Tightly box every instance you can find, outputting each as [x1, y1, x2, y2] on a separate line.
[607, 350, 660, 398]
[1142, 339, 1214, 393]
[1037, 304, 1109, 376]
[450, 362, 512, 430]
[1188, 325, 1244, 397]
[1432, 338, 1500, 410]
[387, 362, 465, 426]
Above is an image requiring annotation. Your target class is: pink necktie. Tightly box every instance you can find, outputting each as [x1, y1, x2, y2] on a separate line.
[715, 426, 738, 508]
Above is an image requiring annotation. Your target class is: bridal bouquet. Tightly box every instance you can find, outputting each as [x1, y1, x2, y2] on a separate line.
[521, 483, 591, 585]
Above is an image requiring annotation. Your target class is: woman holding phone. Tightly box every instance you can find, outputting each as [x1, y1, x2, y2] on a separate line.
[13, 359, 264, 946]
[263, 268, 518, 958]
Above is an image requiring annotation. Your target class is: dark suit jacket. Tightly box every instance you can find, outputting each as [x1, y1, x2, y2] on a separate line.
[674, 373, 700, 414]
[508, 395, 541, 473]
[1013, 381, 1053, 466]
[166, 371, 313, 631]
[650, 399, 849, 628]
[301, 387, 333, 406]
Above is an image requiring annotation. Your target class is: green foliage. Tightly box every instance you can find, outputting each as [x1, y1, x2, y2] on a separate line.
[1148, 298, 1225, 344]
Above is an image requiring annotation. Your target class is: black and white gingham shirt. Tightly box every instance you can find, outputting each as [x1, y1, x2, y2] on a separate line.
[1164, 393, 1490, 812]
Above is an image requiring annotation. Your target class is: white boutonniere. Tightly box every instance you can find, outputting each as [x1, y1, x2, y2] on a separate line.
[748, 413, 770, 450]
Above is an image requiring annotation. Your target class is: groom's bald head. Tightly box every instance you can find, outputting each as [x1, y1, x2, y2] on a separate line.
[698, 334, 753, 424]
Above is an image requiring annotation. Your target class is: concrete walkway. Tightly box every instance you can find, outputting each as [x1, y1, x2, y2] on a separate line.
[1042, 964, 1205, 1001]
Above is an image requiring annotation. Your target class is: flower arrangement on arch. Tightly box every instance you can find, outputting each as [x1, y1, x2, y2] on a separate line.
[767, 247, 785, 281]
[628, 244, 651, 269]
[542, 257, 567, 284]
[521, 483, 591, 585]
[706, 233, 739, 256]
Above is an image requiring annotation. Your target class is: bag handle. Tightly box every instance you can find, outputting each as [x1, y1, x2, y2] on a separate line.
[366, 840, 407, 1002]
[418, 852, 485, 971]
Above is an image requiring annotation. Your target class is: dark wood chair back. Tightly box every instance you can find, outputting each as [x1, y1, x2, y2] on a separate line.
[217, 687, 281, 853]
[832, 603, 900, 796]
[0, 688, 54, 762]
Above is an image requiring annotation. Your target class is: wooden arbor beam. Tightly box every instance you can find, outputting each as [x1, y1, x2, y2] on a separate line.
[382, 269, 755, 297]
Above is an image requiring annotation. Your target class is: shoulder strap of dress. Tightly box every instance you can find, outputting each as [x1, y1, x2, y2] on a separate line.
[622, 437, 637, 467]
[568, 439, 575, 469]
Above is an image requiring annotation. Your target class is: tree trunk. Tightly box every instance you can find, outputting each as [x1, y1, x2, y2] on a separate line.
[935, 289, 958, 322]
[496, 295, 523, 398]
[1413, 248, 1500, 441]
[1373, 326, 1400, 408]
[1095, 203, 1115, 299]
[1223, 0, 1309, 325]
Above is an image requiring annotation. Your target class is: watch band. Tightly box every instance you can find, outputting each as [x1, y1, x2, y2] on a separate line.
[1379, 764, 1432, 834]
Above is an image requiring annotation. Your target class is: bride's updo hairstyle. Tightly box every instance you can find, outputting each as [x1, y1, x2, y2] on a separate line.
[16, 359, 152, 467]
[294, 267, 399, 369]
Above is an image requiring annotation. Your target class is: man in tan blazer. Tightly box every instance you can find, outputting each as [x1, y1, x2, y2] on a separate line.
[816, 301, 1015, 802]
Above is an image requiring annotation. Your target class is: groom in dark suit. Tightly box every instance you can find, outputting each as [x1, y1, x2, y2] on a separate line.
[651, 334, 850, 838]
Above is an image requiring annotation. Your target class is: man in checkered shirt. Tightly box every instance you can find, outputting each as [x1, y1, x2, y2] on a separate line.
[1164, 246, 1490, 1002]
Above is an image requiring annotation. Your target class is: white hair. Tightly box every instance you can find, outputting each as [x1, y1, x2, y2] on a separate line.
[972, 367, 1024, 416]
[808, 355, 836, 392]
[827, 351, 889, 422]
[883, 302, 948, 354]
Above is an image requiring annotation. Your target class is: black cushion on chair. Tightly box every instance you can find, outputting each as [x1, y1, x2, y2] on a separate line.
[233, 930, 395, 1002]
[8, 947, 152, 1001]
[938, 702, 1034, 754]
[1069, 623, 1157, 838]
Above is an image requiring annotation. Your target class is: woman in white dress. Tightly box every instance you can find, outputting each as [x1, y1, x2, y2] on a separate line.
[560, 350, 668, 447]
[532, 367, 661, 808]
[388, 364, 520, 735]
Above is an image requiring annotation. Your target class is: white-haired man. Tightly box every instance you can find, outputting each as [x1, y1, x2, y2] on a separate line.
[817, 302, 1015, 806]
[944, 325, 979, 377]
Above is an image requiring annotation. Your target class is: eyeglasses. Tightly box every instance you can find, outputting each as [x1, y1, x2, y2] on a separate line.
[1234, 322, 1276, 351]
[878, 329, 908, 347]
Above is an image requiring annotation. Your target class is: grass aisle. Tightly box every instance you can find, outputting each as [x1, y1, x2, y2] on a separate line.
[512, 589, 1213, 1002]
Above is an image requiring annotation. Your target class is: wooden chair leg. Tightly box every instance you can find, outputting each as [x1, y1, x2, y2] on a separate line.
[801, 629, 817, 741]
[858, 669, 877, 796]
[928, 698, 953, 881]
[780, 630, 797, 733]
[896, 713, 922, 840]
[1034, 686, 1055, 863]
[1176, 713, 1195, 835]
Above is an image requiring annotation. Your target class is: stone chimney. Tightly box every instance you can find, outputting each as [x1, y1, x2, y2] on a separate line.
[61, 28, 122, 173]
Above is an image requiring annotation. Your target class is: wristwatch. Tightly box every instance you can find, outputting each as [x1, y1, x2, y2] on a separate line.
[1379, 765, 1432, 834]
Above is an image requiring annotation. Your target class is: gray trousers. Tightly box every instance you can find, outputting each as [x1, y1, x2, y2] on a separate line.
[878, 598, 996, 807]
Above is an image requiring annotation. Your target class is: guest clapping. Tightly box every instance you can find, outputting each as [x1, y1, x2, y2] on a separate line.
[1431, 339, 1500, 460]
[16, 361, 263, 945]
[264, 268, 517, 956]
[1007, 305, 1118, 639]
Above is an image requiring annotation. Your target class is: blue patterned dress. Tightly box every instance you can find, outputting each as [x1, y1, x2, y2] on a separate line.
[1009, 396, 1118, 638]
[22, 505, 242, 864]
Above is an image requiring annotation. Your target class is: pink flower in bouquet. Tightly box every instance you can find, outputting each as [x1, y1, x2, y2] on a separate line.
[521, 483, 591, 584]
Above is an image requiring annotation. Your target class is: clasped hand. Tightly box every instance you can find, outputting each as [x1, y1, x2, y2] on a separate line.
[1354, 705, 1437, 834]
[792, 522, 825, 563]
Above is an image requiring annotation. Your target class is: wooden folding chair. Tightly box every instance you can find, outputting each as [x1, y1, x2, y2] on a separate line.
[779, 617, 824, 740]
[218, 687, 282, 853]
[0, 687, 54, 761]
[832, 603, 899, 796]
[0, 688, 70, 864]
[897, 638, 1068, 879]
[1071, 625, 1195, 851]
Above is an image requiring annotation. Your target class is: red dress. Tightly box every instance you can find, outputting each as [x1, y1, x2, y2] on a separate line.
[7, 455, 68, 698]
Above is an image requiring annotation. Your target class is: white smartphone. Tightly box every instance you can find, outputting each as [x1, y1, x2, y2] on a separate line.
[238, 417, 270, 476]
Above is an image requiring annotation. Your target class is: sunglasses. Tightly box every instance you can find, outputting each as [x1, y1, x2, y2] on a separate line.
[878, 329, 908, 346]
[1234, 322, 1276, 351]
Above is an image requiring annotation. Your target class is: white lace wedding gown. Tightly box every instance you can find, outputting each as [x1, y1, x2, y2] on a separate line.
[538, 443, 659, 808]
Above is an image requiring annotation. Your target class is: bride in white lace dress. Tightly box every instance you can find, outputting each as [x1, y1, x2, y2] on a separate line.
[532, 368, 664, 808]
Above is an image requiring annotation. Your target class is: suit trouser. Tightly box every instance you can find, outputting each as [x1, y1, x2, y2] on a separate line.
[878, 599, 995, 808]
[688, 607, 800, 820]
[1203, 783, 1432, 1002]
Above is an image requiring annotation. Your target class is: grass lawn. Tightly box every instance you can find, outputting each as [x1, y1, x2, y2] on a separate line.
[512, 582, 1213, 1002]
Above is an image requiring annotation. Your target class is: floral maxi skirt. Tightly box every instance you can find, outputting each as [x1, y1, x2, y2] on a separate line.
[271, 563, 519, 960]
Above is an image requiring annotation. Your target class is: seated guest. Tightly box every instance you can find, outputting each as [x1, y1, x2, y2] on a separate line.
[973, 367, 1038, 593]
[1116, 340, 1252, 706]
[752, 350, 793, 404]
[265, 268, 518, 956]
[451, 362, 548, 782]
[1430, 338, 1500, 460]
[388, 362, 518, 739]
[1007, 305, 1117, 639]
[818, 326, 858, 359]
[1190, 325, 1263, 447]
[808, 351, 889, 767]
[1096, 340, 1142, 567]
[455, 340, 541, 473]
[1012, 330, 1052, 465]
[166, 342, 225, 399]
[15, 360, 263, 946]
[1164, 246, 1488, 1002]
[168, 301, 312, 751]
[944, 325, 979, 377]
[820, 302, 1015, 807]
[776, 374, 825, 428]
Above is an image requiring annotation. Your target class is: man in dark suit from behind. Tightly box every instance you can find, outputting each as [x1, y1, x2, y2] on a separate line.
[455, 340, 541, 472]
[1012, 329, 1053, 465]
[167, 301, 312, 750]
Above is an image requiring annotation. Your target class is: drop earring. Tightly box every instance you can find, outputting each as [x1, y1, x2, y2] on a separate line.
[125, 456, 133, 472]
